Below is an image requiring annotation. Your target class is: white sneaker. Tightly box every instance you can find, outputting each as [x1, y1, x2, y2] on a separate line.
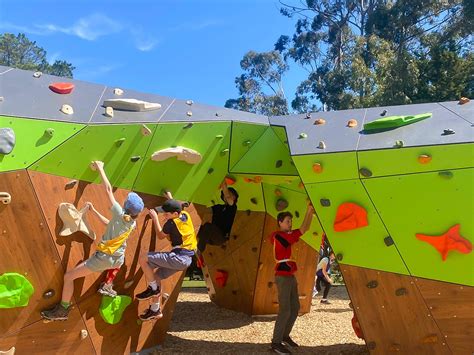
[98, 282, 117, 297]
[312, 290, 319, 298]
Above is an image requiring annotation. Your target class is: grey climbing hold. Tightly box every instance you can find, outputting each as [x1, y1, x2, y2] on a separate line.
[395, 288, 407, 296]
[320, 199, 331, 207]
[275, 160, 283, 168]
[395, 140, 404, 148]
[130, 156, 141, 162]
[33, 71, 42, 78]
[186, 100, 194, 105]
[380, 109, 387, 116]
[298, 133, 308, 139]
[359, 168, 373, 177]
[366, 280, 378, 289]
[305, 113, 311, 119]
[442, 128, 455, 135]
[438, 171, 453, 179]
[318, 141, 326, 149]
[183, 123, 193, 129]
[384, 236, 394, 246]
[0, 128, 16, 155]
[113, 88, 124, 96]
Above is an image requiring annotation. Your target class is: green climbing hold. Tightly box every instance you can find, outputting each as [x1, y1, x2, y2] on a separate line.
[0, 273, 35, 308]
[364, 113, 432, 131]
[99, 295, 132, 325]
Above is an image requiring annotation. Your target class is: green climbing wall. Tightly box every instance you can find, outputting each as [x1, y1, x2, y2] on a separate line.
[293, 152, 359, 184]
[133, 122, 231, 205]
[305, 180, 409, 274]
[0, 116, 83, 172]
[229, 122, 268, 170]
[363, 168, 474, 286]
[357, 143, 474, 178]
[32, 124, 155, 190]
[271, 126, 289, 146]
[231, 126, 298, 175]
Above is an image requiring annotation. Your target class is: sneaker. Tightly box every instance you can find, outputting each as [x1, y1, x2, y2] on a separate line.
[41, 303, 69, 321]
[283, 337, 299, 348]
[312, 289, 319, 298]
[98, 282, 117, 297]
[136, 286, 160, 300]
[320, 299, 331, 304]
[139, 307, 163, 321]
[271, 342, 291, 354]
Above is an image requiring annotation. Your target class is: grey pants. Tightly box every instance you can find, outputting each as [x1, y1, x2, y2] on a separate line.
[272, 275, 300, 344]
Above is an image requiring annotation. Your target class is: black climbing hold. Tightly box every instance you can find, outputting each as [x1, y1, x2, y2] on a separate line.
[395, 288, 407, 296]
[211, 199, 216, 205]
[130, 156, 141, 162]
[384, 236, 394, 246]
[320, 199, 331, 207]
[275, 160, 283, 168]
[246, 209, 251, 216]
[367, 341, 376, 350]
[438, 171, 453, 179]
[208, 168, 214, 174]
[295, 211, 300, 218]
[442, 128, 455, 135]
[183, 123, 193, 129]
[250, 197, 258, 205]
[359, 168, 373, 177]
[336, 253, 343, 261]
[380, 110, 387, 116]
[252, 247, 258, 252]
[305, 112, 311, 119]
[366, 280, 378, 289]
[43, 289, 55, 299]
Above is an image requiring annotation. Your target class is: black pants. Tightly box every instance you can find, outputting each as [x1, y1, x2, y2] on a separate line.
[197, 223, 227, 252]
[316, 276, 331, 299]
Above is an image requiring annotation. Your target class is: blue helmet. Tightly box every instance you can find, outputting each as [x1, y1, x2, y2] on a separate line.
[124, 192, 144, 216]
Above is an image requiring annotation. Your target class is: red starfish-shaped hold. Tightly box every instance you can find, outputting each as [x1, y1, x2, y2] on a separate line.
[416, 224, 472, 261]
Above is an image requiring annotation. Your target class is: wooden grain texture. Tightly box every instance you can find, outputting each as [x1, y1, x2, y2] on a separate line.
[0, 170, 65, 336]
[415, 278, 474, 354]
[341, 265, 450, 355]
[252, 215, 316, 315]
[0, 306, 95, 355]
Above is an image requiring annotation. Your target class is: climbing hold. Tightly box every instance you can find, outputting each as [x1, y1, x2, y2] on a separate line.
[294, 211, 300, 218]
[0, 97, 3, 102]
[243, 139, 252, 146]
[151, 146, 202, 164]
[253, 176, 262, 183]
[215, 134, 224, 139]
[141, 124, 152, 136]
[42, 289, 55, 299]
[318, 141, 326, 149]
[416, 224, 472, 261]
[49, 82, 74, 94]
[442, 128, 455, 135]
[113, 88, 124, 96]
[99, 295, 132, 325]
[438, 171, 453, 179]
[347, 119, 357, 127]
[33, 71, 42, 78]
[366, 280, 378, 289]
[215, 270, 228, 288]
[312, 231, 318, 236]
[251, 247, 258, 252]
[274, 189, 282, 196]
[215, 112, 221, 117]
[130, 156, 141, 162]
[44, 128, 55, 137]
[422, 334, 439, 343]
[243, 177, 253, 183]
[394, 140, 404, 148]
[0, 347, 15, 355]
[276, 198, 289, 211]
[364, 113, 431, 131]
[80, 329, 88, 339]
[0, 273, 34, 308]
[333, 202, 368, 232]
[314, 118, 325, 125]
[186, 111, 193, 117]
[104, 106, 114, 118]
[458, 97, 470, 105]
[312, 162, 323, 174]
[380, 109, 387, 116]
[305, 112, 311, 119]
[250, 197, 258, 205]
[298, 181, 305, 189]
[336, 253, 343, 261]
[207, 168, 214, 174]
[298, 133, 308, 139]
[225, 176, 236, 185]
[395, 288, 407, 296]
[183, 123, 193, 129]
[103, 98, 161, 112]
[65, 180, 78, 190]
[58, 203, 96, 240]
[320, 199, 331, 207]
[275, 160, 283, 168]
[186, 99, 194, 105]
[246, 209, 251, 216]
[359, 168, 372, 177]
[220, 148, 229, 155]
[60, 104, 74, 115]
[115, 138, 126, 147]
[384, 236, 394, 246]
[0, 128, 15, 155]
[418, 154, 432, 164]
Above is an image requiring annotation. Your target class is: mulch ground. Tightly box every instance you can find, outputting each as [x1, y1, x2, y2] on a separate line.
[154, 286, 368, 354]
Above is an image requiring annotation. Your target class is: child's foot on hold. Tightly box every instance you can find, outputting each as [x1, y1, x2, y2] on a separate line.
[98, 282, 117, 297]
[136, 286, 160, 300]
[41, 303, 69, 321]
[271, 342, 291, 354]
[320, 299, 331, 304]
[282, 337, 299, 348]
[139, 307, 163, 321]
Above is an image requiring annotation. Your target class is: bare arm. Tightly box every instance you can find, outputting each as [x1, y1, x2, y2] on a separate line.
[148, 209, 168, 240]
[220, 181, 234, 206]
[85, 202, 109, 225]
[321, 261, 333, 284]
[93, 161, 116, 209]
[299, 204, 315, 234]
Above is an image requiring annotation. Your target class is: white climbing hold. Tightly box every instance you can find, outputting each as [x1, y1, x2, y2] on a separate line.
[60, 104, 74, 115]
[103, 98, 161, 112]
[104, 106, 114, 118]
[186, 100, 194, 105]
[151, 146, 202, 165]
[299, 133, 308, 139]
[318, 141, 326, 149]
[0, 192, 11, 205]
[80, 329, 88, 339]
[33, 71, 42, 78]
[113, 88, 124, 96]
[141, 124, 152, 136]
[186, 111, 193, 117]
[58, 203, 96, 240]
[0, 347, 15, 355]
[0, 97, 4, 102]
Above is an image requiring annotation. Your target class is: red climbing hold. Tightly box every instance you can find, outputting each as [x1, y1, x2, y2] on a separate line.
[333, 202, 368, 232]
[416, 224, 472, 261]
[225, 176, 236, 185]
[49, 82, 75, 94]
[351, 314, 364, 339]
[215, 270, 228, 288]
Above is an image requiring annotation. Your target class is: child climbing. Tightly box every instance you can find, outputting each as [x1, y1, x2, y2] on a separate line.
[315, 251, 336, 304]
[135, 196, 197, 321]
[197, 180, 238, 252]
[41, 161, 144, 321]
[269, 204, 315, 354]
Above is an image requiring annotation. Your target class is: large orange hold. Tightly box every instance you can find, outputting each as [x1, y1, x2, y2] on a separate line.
[333, 202, 368, 232]
[49, 82, 75, 94]
[312, 162, 323, 173]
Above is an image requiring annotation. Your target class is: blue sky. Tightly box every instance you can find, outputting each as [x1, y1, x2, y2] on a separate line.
[0, 0, 306, 107]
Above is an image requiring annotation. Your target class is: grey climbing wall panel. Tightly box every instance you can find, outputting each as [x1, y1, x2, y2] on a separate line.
[439, 100, 474, 124]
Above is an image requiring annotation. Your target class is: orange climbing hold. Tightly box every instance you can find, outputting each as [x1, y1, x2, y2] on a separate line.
[215, 270, 228, 288]
[312, 163, 323, 174]
[253, 176, 262, 183]
[314, 118, 326, 125]
[459, 97, 470, 105]
[333, 202, 368, 232]
[347, 119, 358, 127]
[418, 154, 432, 164]
[49, 82, 75, 94]
[416, 224, 472, 261]
[243, 177, 253, 183]
[225, 176, 236, 185]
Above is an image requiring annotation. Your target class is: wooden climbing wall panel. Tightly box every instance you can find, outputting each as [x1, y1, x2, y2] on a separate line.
[342, 265, 450, 354]
[0, 170, 64, 336]
[415, 278, 474, 354]
[252, 215, 317, 315]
